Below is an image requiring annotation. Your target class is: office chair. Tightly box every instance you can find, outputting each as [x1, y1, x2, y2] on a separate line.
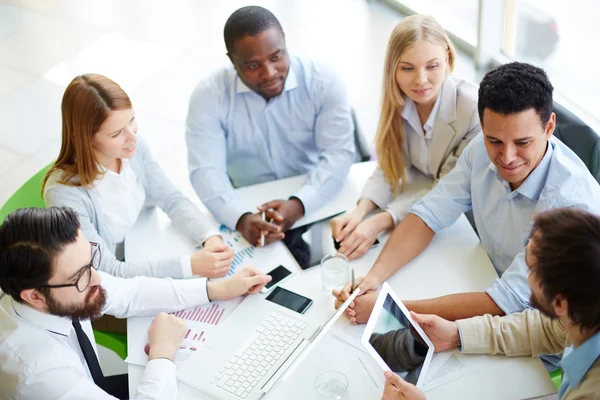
[552, 102, 600, 183]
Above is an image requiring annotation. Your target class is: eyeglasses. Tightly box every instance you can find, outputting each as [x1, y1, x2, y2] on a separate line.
[38, 242, 101, 293]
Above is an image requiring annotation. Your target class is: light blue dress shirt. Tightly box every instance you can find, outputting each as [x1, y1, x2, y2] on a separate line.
[411, 134, 600, 314]
[186, 56, 355, 229]
[559, 331, 600, 398]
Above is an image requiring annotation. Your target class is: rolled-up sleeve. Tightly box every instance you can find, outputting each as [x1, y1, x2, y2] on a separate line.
[410, 139, 475, 232]
[486, 250, 533, 315]
[292, 71, 354, 215]
[186, 79, 253, 230]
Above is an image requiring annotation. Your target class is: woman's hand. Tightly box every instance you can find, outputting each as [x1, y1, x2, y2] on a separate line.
[191, 237, 235, 278]
[207, 266, 272, 300]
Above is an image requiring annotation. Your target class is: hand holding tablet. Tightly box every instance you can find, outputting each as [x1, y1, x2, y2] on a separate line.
[360, 282, 435, 389]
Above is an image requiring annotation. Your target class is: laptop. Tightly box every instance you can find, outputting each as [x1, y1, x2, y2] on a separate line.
[177, 288, 360, 399]
[361, 282, 435, 389]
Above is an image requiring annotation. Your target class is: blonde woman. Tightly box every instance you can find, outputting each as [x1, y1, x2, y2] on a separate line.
[332, 15, 481, 260]
[43, 74, 235, 279]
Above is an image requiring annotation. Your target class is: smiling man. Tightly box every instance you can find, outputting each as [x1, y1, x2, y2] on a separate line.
[334, 62, 600, 332]
[186, 6, 354, 266]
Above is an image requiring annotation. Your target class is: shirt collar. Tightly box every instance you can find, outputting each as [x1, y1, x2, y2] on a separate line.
[560, 330, 600, 389]
[401, 91, 442, 140]
[235, 65, 298, 95]
[7, 295, 72, 337]
[487, 140, 554, 200]
[97, 159, 129, 177]
[423, 86, 443, 134]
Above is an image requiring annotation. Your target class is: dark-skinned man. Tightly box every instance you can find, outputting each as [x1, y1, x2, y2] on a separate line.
[186, 6, 355, 268]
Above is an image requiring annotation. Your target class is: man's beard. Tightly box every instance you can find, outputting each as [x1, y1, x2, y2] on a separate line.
[46, 286, 107, 320]
[530, 291, 558, 319]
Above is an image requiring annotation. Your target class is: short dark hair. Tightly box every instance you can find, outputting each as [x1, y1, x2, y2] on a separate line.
[224, 6, 284, 54]
[478, 62, 554, 127]
[0, 207, 80, 302]
[531, 208, 600, 331]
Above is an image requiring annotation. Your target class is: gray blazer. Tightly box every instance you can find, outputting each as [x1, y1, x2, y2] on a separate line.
[361, 76, 481, 221]
[44, 137, 218, 279]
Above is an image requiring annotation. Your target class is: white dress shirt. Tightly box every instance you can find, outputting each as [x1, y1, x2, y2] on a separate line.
[93, 159, 146, 245]
[0, 271, 210, 399]
[401, 93, 442, 179]
[384, 94, 442, 223]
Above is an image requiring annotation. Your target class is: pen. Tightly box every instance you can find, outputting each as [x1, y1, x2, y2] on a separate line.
[260, 211, 266, 247]
[351, 268, 355, 294]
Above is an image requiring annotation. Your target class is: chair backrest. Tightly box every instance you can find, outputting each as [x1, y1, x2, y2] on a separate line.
[0, 164, 51, 224]
[351, 108, 372, 163]
[552, 102, 600, 183]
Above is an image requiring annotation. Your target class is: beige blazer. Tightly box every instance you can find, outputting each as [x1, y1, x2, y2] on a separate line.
[459, 310, 600, 400]
[361, 76, 481, 222]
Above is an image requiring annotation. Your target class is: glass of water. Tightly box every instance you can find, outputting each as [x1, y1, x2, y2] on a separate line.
[314, 371, 349, 400]
[321, 253, 349, 292]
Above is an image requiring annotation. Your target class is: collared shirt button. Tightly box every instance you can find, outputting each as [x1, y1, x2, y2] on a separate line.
[496, 248, 502, 255]
[495, 223, 500, 229]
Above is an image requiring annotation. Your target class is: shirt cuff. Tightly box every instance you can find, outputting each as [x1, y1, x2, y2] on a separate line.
[384, 208, 400, 226]
[200, 232, 222, 247]
[485, 278, 528, 315]
[292, 184, 320, 216]
[180, 255, 193, 278]
[456, 317, 488, 354]
[456, 321, 465, 352]
[138, 358, 178, 398]
[222, 200, 254, 231]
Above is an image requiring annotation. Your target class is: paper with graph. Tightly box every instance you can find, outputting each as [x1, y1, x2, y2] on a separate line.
[126, 226, 296, 366]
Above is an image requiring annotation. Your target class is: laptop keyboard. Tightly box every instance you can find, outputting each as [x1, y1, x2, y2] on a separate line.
[210, 312, 307, 398]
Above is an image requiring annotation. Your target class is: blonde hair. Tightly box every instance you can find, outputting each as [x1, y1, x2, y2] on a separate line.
[43, 74, 132, 191]
[375, 15, 456, 195]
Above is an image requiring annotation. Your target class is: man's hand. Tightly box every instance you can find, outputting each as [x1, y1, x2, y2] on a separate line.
[236, 212, 283, 246]
[191, 239, 235, 278]
[258, 198, 305, 234]
[381, 371, 426, 400]
[207, 266, 272, 300]
[410, 311, 461, 352]
[333, 290, 378, 324]
[147, 312, 187, 361]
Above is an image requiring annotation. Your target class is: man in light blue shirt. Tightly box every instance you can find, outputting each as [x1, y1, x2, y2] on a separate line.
[334, 62, 600, 325]
[186, 6, 354, 255]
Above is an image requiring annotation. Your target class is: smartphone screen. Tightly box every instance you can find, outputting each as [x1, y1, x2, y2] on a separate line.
[264, 265, 293, 290]
[265, 287, 313, 314]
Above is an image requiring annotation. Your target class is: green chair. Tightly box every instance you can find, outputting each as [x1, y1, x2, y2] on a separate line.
[0, 164, 128, 360]
[94, 330, 128, 360]
[550, 368, 563, 390]
[0, 164, 51, 224]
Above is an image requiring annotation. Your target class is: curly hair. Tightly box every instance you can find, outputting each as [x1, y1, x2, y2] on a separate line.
[224, 6, 284, 54]
[478, 62, 554, 128]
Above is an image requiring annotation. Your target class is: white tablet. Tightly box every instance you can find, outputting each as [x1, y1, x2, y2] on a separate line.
[361, 282, 434, 389]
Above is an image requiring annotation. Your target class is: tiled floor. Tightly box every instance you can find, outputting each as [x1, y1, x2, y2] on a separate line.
[0, 0, 478, 207]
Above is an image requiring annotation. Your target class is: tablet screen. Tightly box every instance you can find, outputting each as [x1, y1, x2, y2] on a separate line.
[365, 293, 432, 386]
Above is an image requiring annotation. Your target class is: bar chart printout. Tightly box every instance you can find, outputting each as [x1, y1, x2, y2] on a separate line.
[170, 297, 242, 356]
[172, 303, 227, 325]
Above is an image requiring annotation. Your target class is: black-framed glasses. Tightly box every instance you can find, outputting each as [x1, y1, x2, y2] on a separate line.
[38, 242, 101, 293]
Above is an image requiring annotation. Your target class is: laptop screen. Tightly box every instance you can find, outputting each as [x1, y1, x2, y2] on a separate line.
[364, 293, 431, 385]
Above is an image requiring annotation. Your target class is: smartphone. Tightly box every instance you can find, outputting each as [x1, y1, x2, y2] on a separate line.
[265, 286, 313, 314]
[260, 265, 294, 294]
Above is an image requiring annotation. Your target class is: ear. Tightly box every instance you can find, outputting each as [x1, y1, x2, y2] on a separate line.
[20, 288, 48, 310]
[544, 112, 556, 139]
[552, 293, 569, 318]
